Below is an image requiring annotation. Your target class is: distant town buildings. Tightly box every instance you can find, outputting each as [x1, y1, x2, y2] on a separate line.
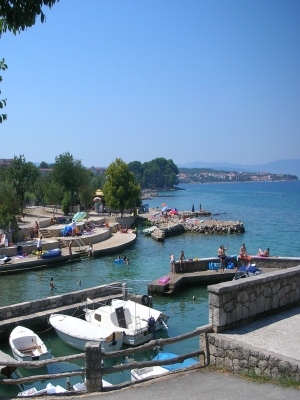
[89, 166, 107, 176]
[178, 170, 298, 183]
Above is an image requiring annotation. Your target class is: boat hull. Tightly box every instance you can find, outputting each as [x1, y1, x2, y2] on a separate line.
[49, 314, 123, 352]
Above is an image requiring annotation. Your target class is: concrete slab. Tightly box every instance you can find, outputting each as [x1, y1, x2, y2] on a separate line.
[222, 306, 300, 362]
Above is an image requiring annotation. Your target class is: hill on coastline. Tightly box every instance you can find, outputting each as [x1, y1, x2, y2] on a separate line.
[178, 159, 300, 177]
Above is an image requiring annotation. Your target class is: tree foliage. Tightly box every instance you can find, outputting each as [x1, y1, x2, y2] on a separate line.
[52, 152, 87, 201]
[4, 155, 40, 210]
[0, 181, 21, 231]
[128, 158, 179, 189]
[0, 0, 60, 36]
[0, 58, 8, 123]
[103, 158, 141, 215]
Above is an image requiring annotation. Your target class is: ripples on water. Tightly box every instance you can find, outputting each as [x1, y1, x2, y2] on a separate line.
[0, 181, 299, 394]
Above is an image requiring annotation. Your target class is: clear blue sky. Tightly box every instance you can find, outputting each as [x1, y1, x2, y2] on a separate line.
[1, 0, 300, 168]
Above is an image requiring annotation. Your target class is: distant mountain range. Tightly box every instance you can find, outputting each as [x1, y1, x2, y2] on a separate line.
[178, 159, 300, 178]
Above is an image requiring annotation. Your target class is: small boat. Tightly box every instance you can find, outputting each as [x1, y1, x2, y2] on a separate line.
[233, 265, 264, 280]
[49, 314, 123, 352]
[0, 350, 18, 378]
[9, 326, 50, 368]
[85, 300, 155, 346]
[72, 379, 112, 392]
[131, 352, 198, 381]
[18, 379, 112, 396]
[18, 383, 67, 397]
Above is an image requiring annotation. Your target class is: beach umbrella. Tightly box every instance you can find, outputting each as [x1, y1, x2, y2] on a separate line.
[161, 203, 167, 207]
[93, 197, 101, 201]
[169, 209, 178, 215]
[161, 206, 168, 212]
[95, 189, 103, 196]
[192, 204, 195, 212]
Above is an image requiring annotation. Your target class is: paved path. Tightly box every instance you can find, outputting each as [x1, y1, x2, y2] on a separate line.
[55, 369, 300, 400]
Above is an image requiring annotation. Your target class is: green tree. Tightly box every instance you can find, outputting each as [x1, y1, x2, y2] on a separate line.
[0, 181, 21, 237]
[0, 58, 8, 123]
[103, 158, 141, 216]
[39, 161, 50, 168]
[43, 181, 64, 217]
[52, 152, 87, 203]
[0, 0, 60, 35]
[5, 155, 40, 211]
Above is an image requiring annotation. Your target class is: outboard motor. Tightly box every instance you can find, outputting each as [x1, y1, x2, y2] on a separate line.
[148, 317, 156, 339]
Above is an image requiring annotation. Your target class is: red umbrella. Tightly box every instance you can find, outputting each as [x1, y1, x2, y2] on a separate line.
[169, 210, 178, 215]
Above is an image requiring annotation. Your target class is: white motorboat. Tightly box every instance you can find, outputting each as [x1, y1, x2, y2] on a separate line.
[9, 326, 50, 368]
[18, 379, 112, 396]
[18, 383, 67, 397]
[131, 352, 198, 381]
[85, 301, 153, 346]
[49, 314, 123, 352]
[0, 350, 18, 378]
[111, 299, 169, 332]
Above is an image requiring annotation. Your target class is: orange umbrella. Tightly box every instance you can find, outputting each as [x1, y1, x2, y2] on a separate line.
[161, 203, 167, 207]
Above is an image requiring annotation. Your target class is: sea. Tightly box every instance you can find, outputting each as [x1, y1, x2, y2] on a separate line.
[0, 180, 299, 395]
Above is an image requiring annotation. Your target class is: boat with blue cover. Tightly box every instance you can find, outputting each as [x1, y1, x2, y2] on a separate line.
[131, 352, 198, 381]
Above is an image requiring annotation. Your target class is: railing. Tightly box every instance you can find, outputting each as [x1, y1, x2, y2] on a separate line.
[0, 324, 213, 392]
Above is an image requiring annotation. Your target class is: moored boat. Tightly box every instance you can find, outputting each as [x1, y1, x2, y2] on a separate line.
[84, 301, 155, 346]
[9, 326, 50, 368]
[110, 299, 169, 331]
[131, 352, 198, 381]
[49, 314, 123, 351]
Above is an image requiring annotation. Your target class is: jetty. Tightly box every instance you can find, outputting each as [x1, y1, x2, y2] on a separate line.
[148, 256, 300, 295]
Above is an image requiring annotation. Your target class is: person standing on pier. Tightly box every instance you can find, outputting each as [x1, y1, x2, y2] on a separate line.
[37, 235, 42, 259]
[218, 245, 228, 273]
[170, 254, 176, 274]
[68, 240, 73, 261]
[179, 250, 185, 272]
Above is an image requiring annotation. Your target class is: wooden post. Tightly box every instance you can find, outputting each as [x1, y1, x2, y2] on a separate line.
[85, 341, 102, 392]
[199, 332, 209, 366]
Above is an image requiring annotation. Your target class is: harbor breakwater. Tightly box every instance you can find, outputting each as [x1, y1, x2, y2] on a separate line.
[151, 220, 245, 240]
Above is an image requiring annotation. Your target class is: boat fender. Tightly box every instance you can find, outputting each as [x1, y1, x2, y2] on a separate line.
[141, 295, 149, 306]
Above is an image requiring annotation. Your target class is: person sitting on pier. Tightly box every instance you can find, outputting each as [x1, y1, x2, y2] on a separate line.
[239, 243, 247, 258]
[257, 248, 270, 257]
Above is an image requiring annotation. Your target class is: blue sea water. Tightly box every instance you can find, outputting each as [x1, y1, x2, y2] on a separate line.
[0, 180, 299, 394]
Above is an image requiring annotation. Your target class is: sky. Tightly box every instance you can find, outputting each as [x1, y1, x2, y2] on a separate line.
[1, 0, 300, 168]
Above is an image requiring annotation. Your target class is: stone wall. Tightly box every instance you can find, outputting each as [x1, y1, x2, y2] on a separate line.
[0, 282, 123, 322]
[206, 333, 300, 382]
[208, 265, 300, 332]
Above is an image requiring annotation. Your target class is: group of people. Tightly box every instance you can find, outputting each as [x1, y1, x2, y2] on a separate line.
[238, 243, 270, 258]
[169, 250, 185, 274]
[216, 242, 270, 273]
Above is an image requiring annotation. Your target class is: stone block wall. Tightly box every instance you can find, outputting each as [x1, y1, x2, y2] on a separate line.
[208, 265, 300, 332]
[0, 282, 122, 321]
[207, 333, 300, 382]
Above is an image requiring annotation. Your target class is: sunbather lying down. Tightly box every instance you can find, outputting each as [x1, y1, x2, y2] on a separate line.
[257, 248, 269, 257]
